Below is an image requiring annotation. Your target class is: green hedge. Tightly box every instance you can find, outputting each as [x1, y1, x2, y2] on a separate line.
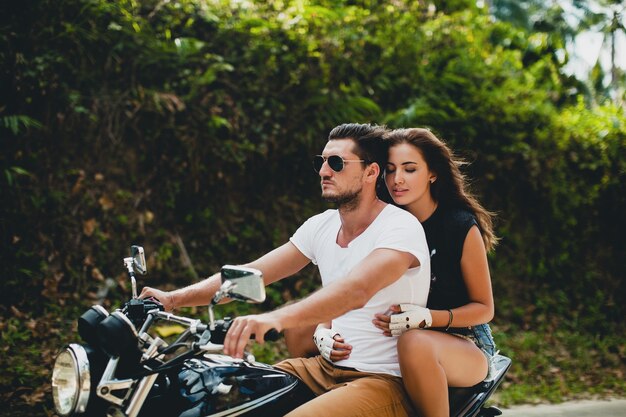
[1, 0, 624, 331]
[2, 1, 625, 413]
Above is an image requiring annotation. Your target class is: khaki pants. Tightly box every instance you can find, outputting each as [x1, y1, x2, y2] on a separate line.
[275, 356, 413, 417]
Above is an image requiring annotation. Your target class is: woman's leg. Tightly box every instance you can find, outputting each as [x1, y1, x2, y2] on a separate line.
[284, 324, 318, 357]
[397, 330, 488, 417]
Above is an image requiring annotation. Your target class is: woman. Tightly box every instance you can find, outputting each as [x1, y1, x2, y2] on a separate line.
[373, 127, 498, 417]
[307, 127, 498, 417]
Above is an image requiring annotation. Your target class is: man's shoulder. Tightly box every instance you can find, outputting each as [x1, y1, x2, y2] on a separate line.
[316, 208, 338, 217]
[380, 204, 421, 225]
[383, 204, 410, 215]
[372, 205, 424, 241]
[306, 208, 338, 222]
[299, 209, 338, 230]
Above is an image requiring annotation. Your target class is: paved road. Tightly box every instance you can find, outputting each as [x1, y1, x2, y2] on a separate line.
[501, 399, 626, 416]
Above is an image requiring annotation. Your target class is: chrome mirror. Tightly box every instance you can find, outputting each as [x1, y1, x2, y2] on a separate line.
[131, 245, 147, 275]
[208, 265, 265, 332]
[124, 245, 146, 299]
[217, 265, 265, 303]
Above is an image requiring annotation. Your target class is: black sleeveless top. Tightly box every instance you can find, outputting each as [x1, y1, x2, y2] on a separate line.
[421, 206, 478, 310]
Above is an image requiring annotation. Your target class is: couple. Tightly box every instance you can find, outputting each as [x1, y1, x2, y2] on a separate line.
[140, 123, 497, 417]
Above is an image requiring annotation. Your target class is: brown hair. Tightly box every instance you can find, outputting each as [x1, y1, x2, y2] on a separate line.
[384, 128, 498, 252]
[328, 123, 389, 175]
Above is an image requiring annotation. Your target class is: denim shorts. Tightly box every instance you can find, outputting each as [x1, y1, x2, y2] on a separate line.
[438, 323, 496, 356]
[469, 323, 497, 357]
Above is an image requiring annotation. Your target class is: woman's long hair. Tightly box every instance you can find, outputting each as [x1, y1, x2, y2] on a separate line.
[383, 128, 498, 252]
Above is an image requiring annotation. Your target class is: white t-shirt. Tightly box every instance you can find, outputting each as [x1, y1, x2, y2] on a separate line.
[290, 204, 430, 376]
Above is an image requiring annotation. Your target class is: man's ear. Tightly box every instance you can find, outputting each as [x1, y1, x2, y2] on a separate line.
[364, 163, 380, 183]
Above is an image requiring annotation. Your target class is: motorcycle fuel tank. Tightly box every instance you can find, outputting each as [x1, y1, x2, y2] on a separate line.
[165, 354, 312, 417]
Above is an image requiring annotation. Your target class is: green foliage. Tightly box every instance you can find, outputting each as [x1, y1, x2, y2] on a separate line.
[490, 0, 626, 106]
[0, 0, 625, 414]
[492, 327, 626, 405]
[0, 115, 42, 135]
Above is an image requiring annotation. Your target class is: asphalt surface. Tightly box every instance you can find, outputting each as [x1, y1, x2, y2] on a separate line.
[501, 399, 626, 416]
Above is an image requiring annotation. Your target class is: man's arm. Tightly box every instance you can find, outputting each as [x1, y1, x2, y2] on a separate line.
[139, 242, 310, 310]
[224, 247, 417, 358]
[244, 242, 312, 285]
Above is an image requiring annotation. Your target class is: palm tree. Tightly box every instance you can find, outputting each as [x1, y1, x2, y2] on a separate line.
[600, 2, 625, 101]
[570, 0, 625, 103]
[489, 0, 625, 104]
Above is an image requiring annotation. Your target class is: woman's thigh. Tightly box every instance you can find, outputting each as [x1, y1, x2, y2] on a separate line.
[284, 324, 318, 357]
[398, 330, 488, 387]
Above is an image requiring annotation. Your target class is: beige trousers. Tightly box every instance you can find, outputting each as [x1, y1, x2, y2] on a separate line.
[275, 355, 414, 417]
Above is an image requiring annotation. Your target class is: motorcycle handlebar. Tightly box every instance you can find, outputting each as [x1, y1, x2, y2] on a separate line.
[212, 319, 281, 343]
[120, 298, 280, 348]
[251, 328, 280, 342]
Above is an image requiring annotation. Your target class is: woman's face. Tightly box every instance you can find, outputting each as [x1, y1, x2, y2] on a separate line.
[385, 143, 436, 207]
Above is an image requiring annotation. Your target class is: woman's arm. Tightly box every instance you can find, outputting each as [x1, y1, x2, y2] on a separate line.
[373, 225, 494, 333]
[431, 225, 494, 328]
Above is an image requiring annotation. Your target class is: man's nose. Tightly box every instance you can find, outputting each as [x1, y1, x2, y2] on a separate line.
[318, 160, 333, 176]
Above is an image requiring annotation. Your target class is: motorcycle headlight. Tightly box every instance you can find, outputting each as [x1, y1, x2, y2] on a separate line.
[52, 344, 91, 416]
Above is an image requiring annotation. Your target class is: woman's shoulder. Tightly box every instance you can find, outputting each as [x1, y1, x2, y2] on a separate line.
[440, 206, 478, 232]
[434, 206, 479, 256]
[440, 206, 475, 221]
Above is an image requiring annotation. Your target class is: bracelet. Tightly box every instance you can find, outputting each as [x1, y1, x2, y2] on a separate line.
[444, 309, 453, 331]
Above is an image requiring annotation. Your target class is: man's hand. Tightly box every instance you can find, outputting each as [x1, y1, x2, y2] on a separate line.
[139, 287, 175, 312]
[388, 304, 432, 336]
[313, 325, 352, 362]
[223, 313, 281, 359]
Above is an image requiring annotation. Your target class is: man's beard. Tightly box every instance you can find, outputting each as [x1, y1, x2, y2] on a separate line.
[324, 189, 361, 211]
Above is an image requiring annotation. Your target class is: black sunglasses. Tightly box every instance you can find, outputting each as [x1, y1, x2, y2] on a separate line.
[312, 155, 366, 173]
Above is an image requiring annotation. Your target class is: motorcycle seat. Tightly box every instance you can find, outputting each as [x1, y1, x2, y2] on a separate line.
[448, 354, 512, 417]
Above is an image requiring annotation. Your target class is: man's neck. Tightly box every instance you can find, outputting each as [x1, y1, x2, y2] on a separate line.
[337, 197, 386, 247]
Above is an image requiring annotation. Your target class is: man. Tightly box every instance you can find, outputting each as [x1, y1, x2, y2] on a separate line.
[140, 123, 430, 417]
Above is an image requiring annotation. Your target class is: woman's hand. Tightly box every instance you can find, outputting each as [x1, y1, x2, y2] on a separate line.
[374, 304, 432, 336]
[389, 304, 432, 336]
[373, 304, 402, 336]
[313, 325, 352, 362]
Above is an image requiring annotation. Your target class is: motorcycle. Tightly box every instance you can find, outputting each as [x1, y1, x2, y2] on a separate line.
[51, 245, 511, 417]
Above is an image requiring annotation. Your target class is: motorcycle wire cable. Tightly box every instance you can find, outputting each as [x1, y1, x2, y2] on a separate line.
[126, 349, 199, 380]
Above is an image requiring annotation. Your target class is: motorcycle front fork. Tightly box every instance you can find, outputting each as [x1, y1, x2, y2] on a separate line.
[98, 356, 159, 417]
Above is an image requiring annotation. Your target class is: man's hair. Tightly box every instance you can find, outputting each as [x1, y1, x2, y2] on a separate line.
[328, 123, 388, 172]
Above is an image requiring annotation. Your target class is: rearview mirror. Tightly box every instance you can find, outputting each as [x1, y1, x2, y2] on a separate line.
[131, 245, 147, 275]
[219, 265, 265, 303]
